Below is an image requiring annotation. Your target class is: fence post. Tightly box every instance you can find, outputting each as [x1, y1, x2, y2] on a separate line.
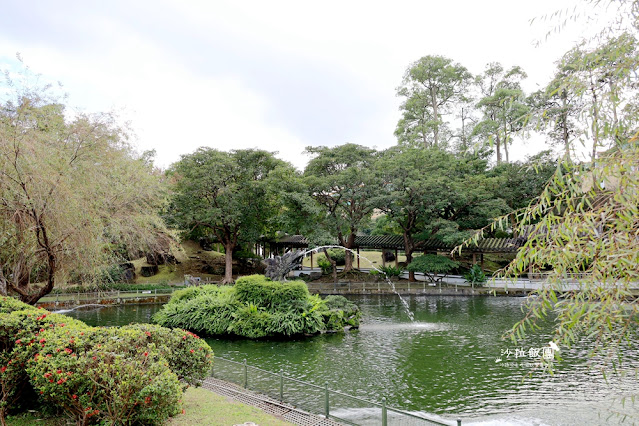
[324, 382, 329, 418]
[457, 419, 462, 426]
[243, 359, 248, 389]
[279, 369, 284, 401]
[381, 397, 387, 426]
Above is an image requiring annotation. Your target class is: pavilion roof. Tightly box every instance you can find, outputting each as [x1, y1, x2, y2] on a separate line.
[269, 234, 524, 253]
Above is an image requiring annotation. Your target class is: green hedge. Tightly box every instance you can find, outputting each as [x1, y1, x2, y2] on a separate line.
[0, 297, 213, 425]
[153, 275, 360, 339]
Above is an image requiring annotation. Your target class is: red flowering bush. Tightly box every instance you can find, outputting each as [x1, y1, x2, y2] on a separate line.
[120, 324, 213, 388]
[0, 297, 213, 425]
[0, 298, 89, 421]
[27, 326, 182, 425]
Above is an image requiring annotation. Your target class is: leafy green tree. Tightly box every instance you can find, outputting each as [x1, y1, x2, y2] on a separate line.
[553, 33, 639, 163]
[488, 151, 558, 212]
[462, 143, 639, 370]
[530, 67, 584, 162]
[373, 147, 509, 280]
[304, 143, 378, 272]
[167, 148, 289, 283]
[406, 254, 459, 283]
[0, 77, 170, 304]
[473, 63, 530, 164]
[395, 55, 473, 149]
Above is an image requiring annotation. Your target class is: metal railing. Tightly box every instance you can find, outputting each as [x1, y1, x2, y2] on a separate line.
[211, 356, 460, 426]
[38, 288, 178, 304]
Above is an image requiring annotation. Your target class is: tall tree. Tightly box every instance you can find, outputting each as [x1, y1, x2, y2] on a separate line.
[530, 71, 583, 162]
[167, 148, 288, 283]
[395, 55, 473, 149]
[304, 143, 377, 272]
[373, 147, 509, 280]
[473, 63, 530, 164]
[0, 85, 170, 304]
[554, 33, 639, 163]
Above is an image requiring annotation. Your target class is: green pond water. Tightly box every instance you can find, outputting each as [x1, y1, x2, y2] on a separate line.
[64, 295, 638, 425]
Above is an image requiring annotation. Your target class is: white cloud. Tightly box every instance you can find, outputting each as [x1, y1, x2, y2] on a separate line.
[0, 0, 608, 170]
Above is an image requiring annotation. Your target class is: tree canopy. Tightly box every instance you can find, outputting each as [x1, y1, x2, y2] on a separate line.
[304, 143, 378, 272]
[0, 80, 170, 303]
[395, 55, 473, 149]
[167, 148, 289, 283]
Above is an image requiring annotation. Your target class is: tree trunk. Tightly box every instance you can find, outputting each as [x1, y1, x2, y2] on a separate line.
[342, 233, 356, 273]
[495, 134, 502, 164]
[222, 241, 235, 284]
[503, 137, 509, 163]
[0, 268, 7, 297]
[344, 251, 353, 272]
[431, 87, 439, 147]
[322, 248, 338, 282]
[403, 232, 415, 282]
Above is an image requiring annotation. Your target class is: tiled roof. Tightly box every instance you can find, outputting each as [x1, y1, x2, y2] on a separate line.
[271, 234, 524, 253]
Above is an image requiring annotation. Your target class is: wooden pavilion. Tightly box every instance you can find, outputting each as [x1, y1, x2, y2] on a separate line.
[260, 234, 525, 269]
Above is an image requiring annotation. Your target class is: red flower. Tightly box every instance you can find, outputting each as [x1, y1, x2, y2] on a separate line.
[92, 356, 96, 360]
[143, 352, 148, 357]
[0, 366, 6, 373]
[15, 339, 21, 345]
[145, 331, 151, 337]
[57, 370, 62, 374]
[44, 373, 52, 378]
[72, 394, 77, 399]
[190, 349, 194, 353]
[64, 348, 72, 354]
[57, 378, 65, 385]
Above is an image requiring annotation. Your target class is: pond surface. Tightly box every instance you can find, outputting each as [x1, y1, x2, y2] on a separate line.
[65, 295, 638, 425]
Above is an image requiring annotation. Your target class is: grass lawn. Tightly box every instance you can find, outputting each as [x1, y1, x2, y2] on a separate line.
[301, 249, 407, 269]
[169, 387, 293, 426]
[6, 387, 293, 426]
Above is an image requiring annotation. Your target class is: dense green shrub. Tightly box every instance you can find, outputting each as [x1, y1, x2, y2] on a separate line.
[464, 264, 487, 286]
[407, 255, 460, 282]
[376, 265, 403, 277]
[120, 324, 213, 387]
[0, 297, 213, 425]
[153, 275, 360, 338]
[27, 325, 183, 425]
[316, 249, 346, 268]
[317, 258, 333, 275]
[323, 296, 360, 330]
[0, 300, 89, 420]
[154, 288, 238, 336]
[234, 275, 309, 308]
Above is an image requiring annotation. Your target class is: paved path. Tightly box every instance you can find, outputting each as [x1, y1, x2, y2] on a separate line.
[201, 377, 342, 426]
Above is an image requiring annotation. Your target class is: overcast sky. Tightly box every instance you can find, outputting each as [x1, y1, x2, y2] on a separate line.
[0, 0, 605, 170]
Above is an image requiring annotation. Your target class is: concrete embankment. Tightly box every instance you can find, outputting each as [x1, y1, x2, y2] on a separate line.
[304, 281, 530, 296]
